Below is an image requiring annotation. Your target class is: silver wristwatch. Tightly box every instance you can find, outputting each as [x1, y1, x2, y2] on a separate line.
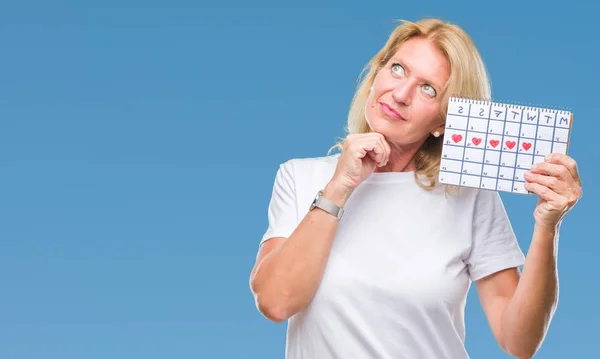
[309, 190, 344, 220]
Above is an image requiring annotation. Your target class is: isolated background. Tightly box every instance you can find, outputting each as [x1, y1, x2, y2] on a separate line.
[1, 0, 598, 358]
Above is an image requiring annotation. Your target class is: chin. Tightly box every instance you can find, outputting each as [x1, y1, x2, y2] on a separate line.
[370, 122, 421, 146]
[370, 120, 400, 137]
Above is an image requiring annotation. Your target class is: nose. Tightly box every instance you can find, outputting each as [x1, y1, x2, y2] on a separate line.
[392, 80, 415, 106]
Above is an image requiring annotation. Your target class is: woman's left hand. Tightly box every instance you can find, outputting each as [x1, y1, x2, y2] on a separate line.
[523, 153, 583, 229]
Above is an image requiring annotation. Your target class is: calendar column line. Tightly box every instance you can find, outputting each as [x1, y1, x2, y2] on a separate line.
[458, 103, 471, 186]
[531, 108, 541, 164]
[481, 103, 492, 188]
[550, 111, 558, 153]
[513, 108, 525, 193]
[496, 106, 509, 191]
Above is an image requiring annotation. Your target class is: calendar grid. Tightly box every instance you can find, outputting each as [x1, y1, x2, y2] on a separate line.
[439, 97, 573, 195]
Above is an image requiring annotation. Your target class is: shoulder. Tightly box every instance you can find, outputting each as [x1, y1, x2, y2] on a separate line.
[274, 153, 340, 205]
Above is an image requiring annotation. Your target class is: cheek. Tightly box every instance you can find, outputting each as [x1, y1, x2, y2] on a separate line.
[412, 101, 442, 128]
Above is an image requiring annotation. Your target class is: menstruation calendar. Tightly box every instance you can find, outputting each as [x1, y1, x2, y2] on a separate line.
[439, 97, 573, 195]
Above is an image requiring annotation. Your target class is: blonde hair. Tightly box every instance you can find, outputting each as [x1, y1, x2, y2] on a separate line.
[328, 18, 491, 193]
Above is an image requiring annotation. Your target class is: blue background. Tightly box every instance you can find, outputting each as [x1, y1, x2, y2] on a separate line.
[1, 0, 598, 358]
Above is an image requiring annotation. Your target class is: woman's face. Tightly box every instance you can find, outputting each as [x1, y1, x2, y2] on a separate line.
[366, 37, 451, 147]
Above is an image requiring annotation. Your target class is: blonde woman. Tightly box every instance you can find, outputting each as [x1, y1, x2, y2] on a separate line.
[249, 18, 582, 359]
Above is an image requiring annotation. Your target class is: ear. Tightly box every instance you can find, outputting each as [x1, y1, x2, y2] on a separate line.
[432, 122, 446, 137]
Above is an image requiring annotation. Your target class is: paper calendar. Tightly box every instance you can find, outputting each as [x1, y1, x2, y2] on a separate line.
[439, 97, 573, 195]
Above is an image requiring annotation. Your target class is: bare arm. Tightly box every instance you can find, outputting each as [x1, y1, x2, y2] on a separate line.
[249, 181, 349, 322]
[476, 222, 559, 359]
[502, 222, 559, 358]
[477, 153, 582, 359]
[250, 133, 391, 322]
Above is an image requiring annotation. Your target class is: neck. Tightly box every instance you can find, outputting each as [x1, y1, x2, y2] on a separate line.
[373, 139, 425, 173]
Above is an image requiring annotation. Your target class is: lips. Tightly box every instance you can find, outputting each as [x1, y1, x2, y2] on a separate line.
[379, 102, 405, 121]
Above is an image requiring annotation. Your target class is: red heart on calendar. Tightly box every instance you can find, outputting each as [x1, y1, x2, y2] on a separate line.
[472, 137, 482, 146]
[489, 139, 500, 148]
[522, 142, 532, 151]
[451, 134, 462, 143]
[505, 140, 516, 150]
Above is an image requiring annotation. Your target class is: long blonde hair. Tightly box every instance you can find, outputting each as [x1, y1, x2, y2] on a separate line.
[328, 18, 491, 193]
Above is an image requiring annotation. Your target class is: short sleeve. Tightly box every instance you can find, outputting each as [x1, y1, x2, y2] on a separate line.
[465, 190, 526, 281]
[260, 160, 298, 246]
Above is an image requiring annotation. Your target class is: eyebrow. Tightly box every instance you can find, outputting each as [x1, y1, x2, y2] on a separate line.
[391, 57, 444, 91]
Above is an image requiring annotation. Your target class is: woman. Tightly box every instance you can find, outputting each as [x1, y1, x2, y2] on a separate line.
[249, 18, 582, 359]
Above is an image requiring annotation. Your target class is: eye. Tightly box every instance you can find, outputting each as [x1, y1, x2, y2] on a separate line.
[391, 63, 405, 77]
[421, 84, 437, 97]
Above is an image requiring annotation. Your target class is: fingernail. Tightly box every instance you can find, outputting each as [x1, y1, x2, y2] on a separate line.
[545, 154, 552, 162]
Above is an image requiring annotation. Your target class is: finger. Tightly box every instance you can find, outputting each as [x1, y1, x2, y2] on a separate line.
[371, 134, 388, 165]
[524, 171, 565, 194]
[524, 182, 566, 208]
[369, 146, 383, 164]
[545, 153, 581, 186]
[359, 138, 385, 165]
[348, 139, 369, 160]
[373, 136, 389, 165]
[370, 139, 386, 165]
[365, 132, 390, 164]
[530, 161, 570, 180]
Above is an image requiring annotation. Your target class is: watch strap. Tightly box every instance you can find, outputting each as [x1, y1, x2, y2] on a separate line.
[311, 190, 344, 220]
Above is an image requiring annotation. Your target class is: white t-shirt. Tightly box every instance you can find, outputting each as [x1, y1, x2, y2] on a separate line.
[259, 154, 526, 359]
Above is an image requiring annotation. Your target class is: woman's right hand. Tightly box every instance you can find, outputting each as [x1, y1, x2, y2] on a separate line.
[327, 133, 391, 202]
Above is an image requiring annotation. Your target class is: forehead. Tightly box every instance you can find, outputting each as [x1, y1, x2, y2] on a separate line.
[388, 37, 450, 87]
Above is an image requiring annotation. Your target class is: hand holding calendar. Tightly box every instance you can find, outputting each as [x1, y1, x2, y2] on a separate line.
[439, 97, 582, 227]
[524, 152, 582, 228]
